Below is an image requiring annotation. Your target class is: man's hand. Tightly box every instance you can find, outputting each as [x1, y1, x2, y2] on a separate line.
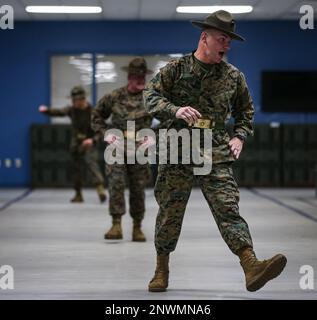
[82, 138, 93, 149]
[229, 137, 244, 160]
[104, 133, 121, 146]
[176, 106, 202, 125]
[138, 136, 156, 148]
[39, 105, 48, 113]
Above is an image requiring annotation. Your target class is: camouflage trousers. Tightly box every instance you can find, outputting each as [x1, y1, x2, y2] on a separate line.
[154, 163, 253, 255]
[106, 163, 151, 220]
[71, 147, 104, 192]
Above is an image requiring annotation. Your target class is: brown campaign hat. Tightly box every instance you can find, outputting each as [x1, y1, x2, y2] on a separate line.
[191, 10, 245, 41]
[121, 57, 153, 75]
[70, 86, 86, 99]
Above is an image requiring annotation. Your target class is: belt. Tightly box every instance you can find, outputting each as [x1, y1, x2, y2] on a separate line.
[123, 130, 135, 139]
[123, 130, 144, 140]
[77, 133, 87, 140]
[188, 118, 225, 130]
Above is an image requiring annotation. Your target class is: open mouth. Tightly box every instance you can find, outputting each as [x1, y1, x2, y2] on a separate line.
[219, 51, 225, 59]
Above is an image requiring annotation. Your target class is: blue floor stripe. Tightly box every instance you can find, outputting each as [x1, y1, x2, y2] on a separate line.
[0, 189, 33, 212]
[248, 188, 317, 224]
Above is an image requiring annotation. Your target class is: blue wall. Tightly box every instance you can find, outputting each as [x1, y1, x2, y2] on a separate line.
[1, 20, 317, 186]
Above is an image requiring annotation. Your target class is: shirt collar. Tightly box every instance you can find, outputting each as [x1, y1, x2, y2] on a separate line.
[189, 51, 221, 78]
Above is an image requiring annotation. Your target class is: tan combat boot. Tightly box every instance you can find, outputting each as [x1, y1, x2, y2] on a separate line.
[148, 254, 169, 292]
[132, 219, 146, 242]
[70, 191, 84, 203]
[96, 184, 107, 203]
[238, 247, 287, 292]
[104, 215, 123, 240]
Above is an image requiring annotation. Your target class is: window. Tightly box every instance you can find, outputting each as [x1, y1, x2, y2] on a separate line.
[50, 53, 184, 124]
[50, 54, 93, 124]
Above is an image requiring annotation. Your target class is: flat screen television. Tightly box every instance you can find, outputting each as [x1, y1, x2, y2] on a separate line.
[261, 71, 317, 112]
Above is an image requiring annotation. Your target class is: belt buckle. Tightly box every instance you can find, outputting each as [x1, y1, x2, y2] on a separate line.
[193, 118, 211, 129]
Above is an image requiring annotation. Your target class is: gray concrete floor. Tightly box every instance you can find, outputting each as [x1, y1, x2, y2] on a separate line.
[0, 187, 316, 300]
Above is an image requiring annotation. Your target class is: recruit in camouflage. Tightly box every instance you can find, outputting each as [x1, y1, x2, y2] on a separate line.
[92, 83, 152, 241]
[42, 101, 106, 203]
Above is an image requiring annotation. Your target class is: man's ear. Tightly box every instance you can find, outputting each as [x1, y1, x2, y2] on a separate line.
[201, 31, 208, 45]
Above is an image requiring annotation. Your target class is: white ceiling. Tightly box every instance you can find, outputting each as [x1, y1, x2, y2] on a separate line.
[4, 0, 317, 21]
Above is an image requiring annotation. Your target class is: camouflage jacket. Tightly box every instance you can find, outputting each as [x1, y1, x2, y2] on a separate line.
[91, 86, 152, 138]
[143, 52, 255, 164]
[43, 104, 101, 150]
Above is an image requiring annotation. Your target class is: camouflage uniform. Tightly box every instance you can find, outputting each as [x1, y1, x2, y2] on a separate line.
[91, 86, 152, 220]
[43, 104, 104, 193]
[143, 52, 255, 255]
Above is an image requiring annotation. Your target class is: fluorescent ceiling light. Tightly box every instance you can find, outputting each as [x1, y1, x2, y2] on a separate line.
[176, 6, 253, 14]
[25, 6, 102, 14]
